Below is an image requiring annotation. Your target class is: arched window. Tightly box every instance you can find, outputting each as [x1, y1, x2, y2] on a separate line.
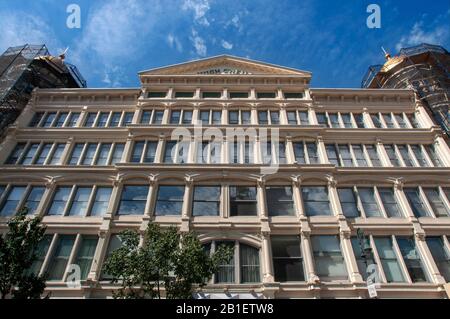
[204, 241, 260, 284]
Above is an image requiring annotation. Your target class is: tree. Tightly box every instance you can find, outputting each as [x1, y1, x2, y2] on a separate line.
[103, 224, 234, 299]
[0, 207, 47, 299]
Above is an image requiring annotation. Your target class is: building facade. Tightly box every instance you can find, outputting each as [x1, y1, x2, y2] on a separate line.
[0, 55, 449, 299]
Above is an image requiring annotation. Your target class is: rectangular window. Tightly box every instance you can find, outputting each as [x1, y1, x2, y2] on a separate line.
[374, 237, 405, 282]
[397, 145, 414, 167]
[215, 241, 235, 283]
[6, 143, 26, 164]
[97, 112, 109, 128]
[29, 112, 44, 127]
[35, 143, 53, 165]
[424, 145, 442, 167]
[354, 114, 365, 128]
[82, 143, 98, 165]
[47, 187, 71, 216]
[182, 110, 193, 124]
[378, 188, 402, 218]
[101, 235, 123, 280]
[302, 186, 332, 216]
[228, 111, 239, 125]
[266, 186, 295, 216]
[229, 186, 257, 216]
[287, 111, 297, 125]
[67, 187, 93, 216]
[140, 110, 152, 124]
[397, 237, 428, 282]
[229, 92, 248, 99]
[365, 145, 381, 166]
[42, 112, 56, 128]
[192, 186, 220, 216]
[67, 112, 80, 127]
[90, 187, 112, 217]
[329, 113, 340, 128]
[426, 237, 450, 282]
[117, 185, 149, 215]
[202, 91, 221, 98]
[271, 236, 304, 282]
[293, 142, 306, 164]
[49, 144, 65, 165]
[277, 141, 286, 164]
[69, 143, 84, 165]
[270, 111, 280, 124]
[122, 112, 134, 126]
[153, 111, 164, 124]
[306, 142, 319, 164]
[170, 110, 181, 124]
[326, 144, 339, 166]
[423, 188, 449, 217]
[96, 143, 112, 165]
[163, 141, 176, 163]
[131, 141, 145, 163]
[197, 141, 208, 164]
[258, 111, 268, 125]
[148, 91, 167, 98]
[84, 113, 97, 127]
[241, 111, 251, 124]
[338, 188, 359, 218]
[384, 145, 400, 167]
[394, 114, 408, 128]
[404, 188, 430, 217]
[0, 186, 27, 216]
[316, 113, 328, 127]
[358, 187, 382, 217]
[341, 113, 353, 128]
[175, 91, 194, 98]
[407, 114, 420, 128]
[299, 111, 309, 125]
[410, 145, 429, 167]
[200, 111, 210, 125]
[155, 185, 185, 216]
[21, 143, 40, 165]
[74, 236, 98, 280]
[47, 235, 76, 281]
[371, 114, 382, 128]
[257, 92, 276, 99]
[311, 236, 347, 280]
[144, 141, 158, 163]
[383, 114, 395, 128]
[29, 235, 52, 275]
[55, 113, 68, 127]
[338, 144, 353, 167]
[284, 92, 303, 99]
[24, 186, 45, 215]
[111, 143, 124, 165]
[212, 111, 222, 124]
[352, 145, 367, 167]
[351, 237, 376, 280]
[240, 244, 260, 283]
[109, 112, 121, 127]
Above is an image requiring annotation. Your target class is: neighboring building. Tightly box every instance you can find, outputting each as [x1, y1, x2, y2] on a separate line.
[362, 43, 450, 139]
[0, 44, 86, 139]
[0, 55, 449, 299]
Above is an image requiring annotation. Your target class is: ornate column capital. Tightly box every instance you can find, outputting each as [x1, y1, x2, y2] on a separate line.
[415, 231, 426, 241]
[112, 176, 123, 187]
[148, 174, 159, 186]
[45, 177, 57, 188]
[326, 175, 337, 188]
[388, 178, 404, 191]
[291, 175, 302, 187]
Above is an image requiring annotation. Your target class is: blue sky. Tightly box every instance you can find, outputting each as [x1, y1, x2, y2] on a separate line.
[0, 0, 448, 88]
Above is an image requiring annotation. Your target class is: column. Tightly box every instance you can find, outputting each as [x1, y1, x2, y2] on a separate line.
[327, 177, 343, 218]
[340, 231, 364, 283]
[261, 232, 275, 283]
[37, 178, 57, 218]
[433, 134, 450, 166]
[285, 135, 294, 164]
[180, 176, 194, 232]
[0, 134, 17, 164]
[301, 230, 320, 284]
[316, 136, 327, 164]
[121, 133, 134, 164]
[154, 134, 165, 164]
[132, 107, 141, 124]
[250, 88, 256, 100]
[141, 176, 158, 234]
[392, 179, 416, 221]
[60, 137, 74, 165]
[257, 178, 268, 219]
[87, 231, 110, 282]
[291, 176, 304, 218]
[376, 139, 391, 167]
[251, 104, 258, 125]
[278, 104, 287, 125]
[362, 107, 374, 128]
[308, 106, 317, 125]
[415, 103, 435, 128]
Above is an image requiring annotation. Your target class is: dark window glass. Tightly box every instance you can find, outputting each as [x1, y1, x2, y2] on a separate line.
[359, 188, 382, 217]
[29, 112, 44, 127]
[90, 187, 112, 217]
[202, 92, 221, 98]
[42, 112, 56, 127]
[423, 188, 449, 217]
[410, 145, 429, 167]
[404, 188, 430, 217]
[6, 143, 26, 164]
[117, 186, 149, 215]
[55, 113, 68, 127]
[284, 92, 303, 99]
[96, 143, 111, 165]
[192, 186, 220, 216]
[354, 114, 365, 128]
[170, 110, 181, 124]
[228, 111, 239, 124]
[311, 236, 347, 280]
[21, 143, 39, 165]
[302, 186, 332, 216]
[371, 114, 382, 128]
[24, 186, 45, 215]
[267, 186, 295, 216]
[140, 111, 152, 124]
[67, 112, 80, 127]
[175, 92, 194, 98]
[272, 236, 304, 282]
[84, 113, 97, 127]
[131, 141, 145, 163]
[293, 142, 306, 164]
[47, 187, 71, 216]
[0, 186, 26, 216]
[47, 235, 76, 281]
[374, 237, 405, 282]
[240, 244, 260, 283]
[109, 112, 121, 127]
[258, 111, 268, 125]
[147, 91, 166, 98]
[338, 188, 359, 218]
[316, 113, 328, 127]
[97, 112, 109, 127]
[257, 92, 276, 99]
[155, 186, 184, 216]
[74, 236, 98, 280]
[230, 186, 257, 216]
[426, 237, 450, 282]
[326, 144, 339, 166]
[397, 237, 428, 283]
[365, 145, 381, 166]
[378, 188, 402, 218]
[122, 112, 134, 125]
[306, 142, 319, 164]
[384, 145, 400, 167]
[229, 92, 248, 99]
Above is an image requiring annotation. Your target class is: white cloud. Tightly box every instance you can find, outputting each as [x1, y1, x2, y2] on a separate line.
[396, 21, 449, 51]
[221, 40, 233, 50]
[0, 11, 60, 54]
[190, 29, 207, 56]
[167, 34, 183, 53]
[182, 0, 210, 26]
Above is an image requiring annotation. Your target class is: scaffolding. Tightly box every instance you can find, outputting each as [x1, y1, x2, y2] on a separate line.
[0, 44, 86, 138]
[361, 43, 450, 138]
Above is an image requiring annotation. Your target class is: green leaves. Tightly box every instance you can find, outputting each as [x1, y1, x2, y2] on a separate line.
[0, 207, 47, 299]
[102, 224, 234, 299]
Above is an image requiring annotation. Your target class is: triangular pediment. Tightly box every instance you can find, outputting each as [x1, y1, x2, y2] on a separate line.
[139, 55, 311, 77]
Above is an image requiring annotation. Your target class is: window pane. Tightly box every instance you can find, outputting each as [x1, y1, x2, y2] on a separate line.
[29, 112, 44, 127]
[423, 188, 449, 217]
[241, 111, 251, 124]
[270, 111, 280, 124]
[326, 144, 339, 166]
[229, 111, 239, 124]
[215, 241, 235, 283]
[74, 236, 98, 280]
[338, 144, 353, 167]
[42, 112, 56, 127]
[354, 114, 365, 128]
[6, 143, 26, 164]
[365, 145, 381, 166]
[182, 110, 193, 124]
[424, 145, 442, 167]
[164, 141, 176, 163]
[316, 113, 328, 127]
[55, 113, 68, 127]
[230, 186, 257, 216]
[109, 112, 121, 127]
[311, 236, 347, 280]
[240, 244, 260, 283]
[426, 237, 450, 282]
[306, 142, 319, 164]
[271, 236, 304, 282]
[117, 186, 149, 215]
[395, 114, 407, 128]
[192, 186, 220, 216]
[404, 188, 430, 217]
[111, 143, 124, 165]
[328, 113, 339, 128]
[141, 111, 152, 124]
[302, 186, 331, 216]
[287, 111, 297, 125]
[352, 145, 367, 167]
[200, 111, 210, 124]
[90, 187, 112, 217]
[378, 188, 402, 217]
[122, 112, 134, 125]
[24, 186, 45, 215]
[410, 145, 429, 167]
[68, 187, 93, 216]
[359, 188, 382, 217]
[35, 143, 52, 165]
[153, 111, 164, 124]
[101, 235, 123, 280]
[384, 145, 400, 167]
[49, 144, 65, 165]
[170, 110, 181, 124]
[383, 114, 395, 128]
[144, 142, 158, 163]
[131, 141, 144, 163]
[84, 113, 97, 127]
[293, 142, 306, 164]
[397, 145, 414, 167]
[28, 235, 52, 275]
[397, 237, 428, 283]
[374, 237, 405, 282]
[67, 113, 80, 127]
[299, 111, 309, 125]
[351, 237, 376, 280]
[258, 111, 268, 125]
[371, 114, 382, 128]
[212, 111, 222, 124]
[155, 186, 184, 216]
[82, 143, 97, 165]
[69, 143, 84, 165]
[267, 186, 295, 216]
[47, 235, 76, 281]
[338, 188, 359, 218]
[47, 187, 72, 216]
[341, 113, 353, 128]
[0, 186, 26, 216]
[96, 143, 111, 165]
[21, 143, 39, 165]
[97, 112, 109, 127]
